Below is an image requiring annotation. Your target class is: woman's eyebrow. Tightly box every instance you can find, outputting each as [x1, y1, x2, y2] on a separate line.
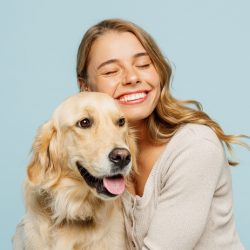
[97, 59, 118, 70]
[133, 52, 149, 58]
[97, 52, 149, 70]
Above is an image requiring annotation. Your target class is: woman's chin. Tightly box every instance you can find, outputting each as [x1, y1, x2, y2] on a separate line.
[124, 112, 150, 125]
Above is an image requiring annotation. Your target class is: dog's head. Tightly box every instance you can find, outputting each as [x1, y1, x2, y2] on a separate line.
[27, 92, 136, 203]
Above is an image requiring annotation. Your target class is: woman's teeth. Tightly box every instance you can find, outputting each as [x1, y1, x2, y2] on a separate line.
[119, 92, 146, 102]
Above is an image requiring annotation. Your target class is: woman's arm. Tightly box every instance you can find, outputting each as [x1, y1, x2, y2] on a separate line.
[142, 130, 226, 250]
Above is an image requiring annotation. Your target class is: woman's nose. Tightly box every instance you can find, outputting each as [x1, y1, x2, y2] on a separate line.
[122, 67, 140, 85]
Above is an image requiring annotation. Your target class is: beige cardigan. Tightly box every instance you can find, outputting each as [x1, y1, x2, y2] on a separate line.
[122, 124, 244, 250]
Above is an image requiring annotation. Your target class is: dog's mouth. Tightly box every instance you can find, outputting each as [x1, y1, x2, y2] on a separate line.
[76, 162, 126, 198]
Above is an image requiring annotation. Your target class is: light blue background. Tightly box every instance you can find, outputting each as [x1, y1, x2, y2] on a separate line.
[1, 1, 249, 249]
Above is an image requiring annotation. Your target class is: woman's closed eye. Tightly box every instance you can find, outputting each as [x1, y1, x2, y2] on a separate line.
[136, 63, 151, 69]
[100, 67, 121, 76]
[103, 70, 119, 75]
[135, 56, 152, 69]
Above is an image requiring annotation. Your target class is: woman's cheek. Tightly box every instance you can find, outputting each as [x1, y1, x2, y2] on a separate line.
[93, 78, 118, 97]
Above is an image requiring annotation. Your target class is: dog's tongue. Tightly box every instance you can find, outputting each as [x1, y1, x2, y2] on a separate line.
[103, 176, 125, 195]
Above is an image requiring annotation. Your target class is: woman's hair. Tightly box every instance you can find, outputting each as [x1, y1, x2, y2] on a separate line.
[76, 18, 249, 166]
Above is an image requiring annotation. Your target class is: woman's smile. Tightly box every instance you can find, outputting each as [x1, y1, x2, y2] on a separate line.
[116, 91, 148, 105]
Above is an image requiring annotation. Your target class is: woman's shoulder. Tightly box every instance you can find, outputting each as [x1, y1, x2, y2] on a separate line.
[158, 123, 227, 185]
[171, 123, 223, 149]
[158, 123, 226, 170]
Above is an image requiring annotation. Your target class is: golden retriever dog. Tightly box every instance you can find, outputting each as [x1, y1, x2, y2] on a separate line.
[14, 92, 136, 250]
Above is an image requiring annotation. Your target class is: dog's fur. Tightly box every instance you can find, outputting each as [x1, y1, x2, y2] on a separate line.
[15, 92, 136, 250]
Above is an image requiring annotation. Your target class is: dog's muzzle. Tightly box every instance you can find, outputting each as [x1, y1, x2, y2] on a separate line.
[76, 147, 131, 198]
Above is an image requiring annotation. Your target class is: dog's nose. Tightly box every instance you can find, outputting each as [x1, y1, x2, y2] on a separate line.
[109, 148, 131, 169]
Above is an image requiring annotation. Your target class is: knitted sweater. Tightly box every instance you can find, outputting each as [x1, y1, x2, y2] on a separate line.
[122, 124, 244, 250]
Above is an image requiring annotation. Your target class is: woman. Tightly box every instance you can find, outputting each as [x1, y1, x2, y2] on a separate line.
[76, 19, 247, 249]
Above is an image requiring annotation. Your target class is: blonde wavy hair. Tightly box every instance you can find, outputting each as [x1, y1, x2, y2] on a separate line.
[76, 18, 249, 166]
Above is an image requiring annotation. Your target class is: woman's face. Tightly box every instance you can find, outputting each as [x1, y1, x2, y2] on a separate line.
[86, 31, 161, 123]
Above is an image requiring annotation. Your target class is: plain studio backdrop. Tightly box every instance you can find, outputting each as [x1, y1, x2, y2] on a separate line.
[1, 1, 249, 249]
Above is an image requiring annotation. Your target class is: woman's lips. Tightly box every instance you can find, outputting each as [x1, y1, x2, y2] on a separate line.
[116, 92, 148, 105]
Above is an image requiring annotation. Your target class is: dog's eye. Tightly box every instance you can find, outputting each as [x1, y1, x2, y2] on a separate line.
[117, 117, 125, 127]
[77, 118, 92, 128]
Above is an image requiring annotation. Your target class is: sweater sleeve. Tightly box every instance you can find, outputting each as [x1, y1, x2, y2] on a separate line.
[142, 127, 226, 250]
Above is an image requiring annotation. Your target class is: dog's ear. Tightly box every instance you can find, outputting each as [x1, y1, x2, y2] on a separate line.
[27, 120, 61, 186]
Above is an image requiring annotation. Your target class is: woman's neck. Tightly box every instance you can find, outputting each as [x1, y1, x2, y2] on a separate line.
[129, 119, 150, 149]
[127, 119, 167, 196]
